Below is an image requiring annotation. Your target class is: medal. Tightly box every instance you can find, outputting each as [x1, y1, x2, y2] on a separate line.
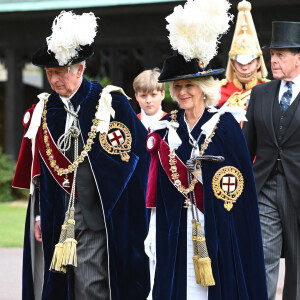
[212, 166, 244, 211]
[99, 121, 132, 162]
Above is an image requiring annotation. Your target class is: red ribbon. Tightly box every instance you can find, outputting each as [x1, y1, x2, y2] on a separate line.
[146, 132, 161, 207]
[146, 133, 204, 213]
[36, 126, 77, 197]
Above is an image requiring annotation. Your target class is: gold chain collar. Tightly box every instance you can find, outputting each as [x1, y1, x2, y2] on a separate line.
[168, 110, 218, 198]
[42, 98, 100, 177]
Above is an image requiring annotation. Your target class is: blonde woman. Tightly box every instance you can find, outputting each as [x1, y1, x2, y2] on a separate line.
[144, 52, 268, 300]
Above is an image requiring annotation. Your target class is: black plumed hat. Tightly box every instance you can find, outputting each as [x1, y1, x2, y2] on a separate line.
[158, 53, 224, 83]
[158, 0, 232, 83]
[32, 11, 97, 68]
[32, 44, 94, 68]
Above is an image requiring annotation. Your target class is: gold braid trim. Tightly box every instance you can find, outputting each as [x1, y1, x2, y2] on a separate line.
[227, 90, 251, 110]
[233, 74, 258, 91]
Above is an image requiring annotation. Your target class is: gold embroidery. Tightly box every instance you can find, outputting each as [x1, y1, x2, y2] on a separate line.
[212, 166, 244, 211]
[233, 74, 257, 91]
[99, 121, 132, 162]
[227, 90, 251, 109]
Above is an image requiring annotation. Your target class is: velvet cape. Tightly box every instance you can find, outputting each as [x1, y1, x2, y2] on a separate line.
[15, 77, 150, 299]
[151, 109, 268, 300]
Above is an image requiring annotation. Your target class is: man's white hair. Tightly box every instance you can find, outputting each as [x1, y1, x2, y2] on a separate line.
[71, 60, 86, 74]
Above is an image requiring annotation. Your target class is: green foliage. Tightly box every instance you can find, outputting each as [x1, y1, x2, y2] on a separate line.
[164, 82, 174, 103]
[98, 76, 112, 87]
[84, 75, 112, 87]
[0, 202, 27, 247]
[0, 148, 28, 202]
[0, 148, 17, 202]
[163, 82, 178, 112]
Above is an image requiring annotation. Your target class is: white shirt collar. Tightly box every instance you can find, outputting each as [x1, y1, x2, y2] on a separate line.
[140, 106, 163, 129]
[59, 79, 82, 132]
[279, 73, 300, 104]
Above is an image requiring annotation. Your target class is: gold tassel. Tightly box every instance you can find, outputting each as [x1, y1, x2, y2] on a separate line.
[197, 256, 215, 286]
[61, 207, 77, 267]
[49, 243, 65, 273]
[49, 211, 69, 273]
[191, 219, 201, 283]
[193, 254, 201, 283]
[61, 238, 77, 267]
[196, 222, 215, 286]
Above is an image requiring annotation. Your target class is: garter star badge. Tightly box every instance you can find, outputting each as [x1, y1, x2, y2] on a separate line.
[212, 166, 244, 211]
[99, 121, 132, 162]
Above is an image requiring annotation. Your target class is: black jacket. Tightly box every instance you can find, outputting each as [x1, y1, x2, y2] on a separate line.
[243, 79, 300, 221]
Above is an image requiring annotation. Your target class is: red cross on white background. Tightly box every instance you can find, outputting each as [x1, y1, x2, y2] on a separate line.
[108, 130, 124, 146]
[222, 176, 236, 193]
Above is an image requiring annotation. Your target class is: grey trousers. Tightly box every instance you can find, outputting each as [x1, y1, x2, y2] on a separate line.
[69, 199, 110, 300]
[258, 173, 300, 300]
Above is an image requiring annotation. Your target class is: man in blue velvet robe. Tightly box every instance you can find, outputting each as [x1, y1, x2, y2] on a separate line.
[12, 11, 150, 300]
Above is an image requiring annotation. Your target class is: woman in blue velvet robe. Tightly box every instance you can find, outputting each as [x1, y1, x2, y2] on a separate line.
[144, 53, 268, 300]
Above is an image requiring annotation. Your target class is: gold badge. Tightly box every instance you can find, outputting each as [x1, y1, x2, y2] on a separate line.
[212, 166, 244, 211]
[99, 121, 132, 162]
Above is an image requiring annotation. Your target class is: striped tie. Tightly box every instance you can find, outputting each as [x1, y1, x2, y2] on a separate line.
[279, 81, 293, 113]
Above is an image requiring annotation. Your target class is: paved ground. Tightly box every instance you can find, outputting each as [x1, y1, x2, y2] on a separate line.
[0, 248, 22, 300]
[0, 248, 285, 299]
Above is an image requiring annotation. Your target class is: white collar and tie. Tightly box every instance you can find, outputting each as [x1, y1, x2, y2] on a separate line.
[278, 74, 300, 107]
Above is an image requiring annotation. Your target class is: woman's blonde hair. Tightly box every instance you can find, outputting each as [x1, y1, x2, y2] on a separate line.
[169, 77, 221, 107]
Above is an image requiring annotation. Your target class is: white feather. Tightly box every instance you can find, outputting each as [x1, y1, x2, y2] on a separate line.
[46, 11, 98, 66]
[166, 0, 233, 66]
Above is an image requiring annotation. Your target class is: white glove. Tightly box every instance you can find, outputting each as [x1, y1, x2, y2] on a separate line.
[144, 208, 156, 261]
[145, 209, 157, 299]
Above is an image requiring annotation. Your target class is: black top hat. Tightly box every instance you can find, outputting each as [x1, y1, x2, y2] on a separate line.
[263, 21, 300, 49]
[32, 44, 94, 68]
[158, 53, 224, 83]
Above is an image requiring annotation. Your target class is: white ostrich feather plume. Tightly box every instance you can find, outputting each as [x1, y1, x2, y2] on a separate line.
[46, 11, 98, 66]
[166, 0, 233, 66]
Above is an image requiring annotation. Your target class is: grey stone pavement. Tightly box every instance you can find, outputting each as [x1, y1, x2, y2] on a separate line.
[0, 248, 285, 299]
[0, 248, 23, 300]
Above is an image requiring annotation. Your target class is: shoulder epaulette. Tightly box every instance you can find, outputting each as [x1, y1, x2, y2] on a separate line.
[220, 78, 228, 87]
[260, 78, 270, 83]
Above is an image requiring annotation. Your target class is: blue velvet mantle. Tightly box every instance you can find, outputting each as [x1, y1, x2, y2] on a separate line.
[22, 77, 150, 299]
[152, 109, 268, 300]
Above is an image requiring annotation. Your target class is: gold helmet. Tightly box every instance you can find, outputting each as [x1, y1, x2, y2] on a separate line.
[226, 0, 268, 81]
